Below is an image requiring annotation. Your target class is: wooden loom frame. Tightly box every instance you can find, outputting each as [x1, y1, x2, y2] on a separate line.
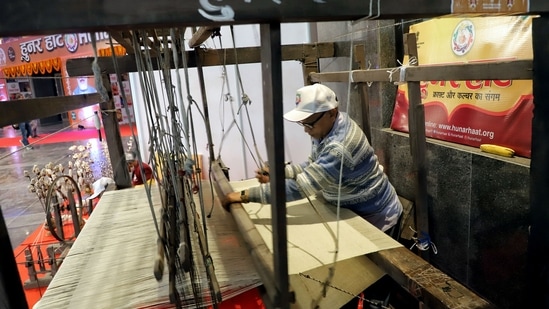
[1, 1, 549, 309]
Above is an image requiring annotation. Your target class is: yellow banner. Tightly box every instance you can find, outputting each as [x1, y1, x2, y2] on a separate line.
[391, 16, 533, 157]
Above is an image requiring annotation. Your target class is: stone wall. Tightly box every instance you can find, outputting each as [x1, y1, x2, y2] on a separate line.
[316, 20, 530, 309]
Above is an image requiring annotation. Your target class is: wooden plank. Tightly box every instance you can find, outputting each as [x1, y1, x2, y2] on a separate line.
[210, 160, 279, 307]
[368, 247, 496, 309]
[0, 1, 446, 37]
[65, 42, 336, 76]
[188, 26, 220, 48]
[310, 59, 533, 83]
[405, 33, 430, 261]
[0, 93, 101, 128]
[109, 31, 136, 55]
[3, 0, 549, 37]
[358, 84, 372, 143]
[406, 59, 533, 81]
[97, 74, 132, 189]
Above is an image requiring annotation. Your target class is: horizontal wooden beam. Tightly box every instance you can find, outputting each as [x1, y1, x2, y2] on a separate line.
[3, 1, 549, 37]
[0, 93, 101, 127]
[310, 59, 533, 83]
[368, 247, 495, 309]
[188, 26, 220, 48]
[108, 31, 136, 55]
[66, 42, 336, 76]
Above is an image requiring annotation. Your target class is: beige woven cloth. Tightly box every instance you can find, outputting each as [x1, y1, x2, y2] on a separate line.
[230, 179, 403, 308]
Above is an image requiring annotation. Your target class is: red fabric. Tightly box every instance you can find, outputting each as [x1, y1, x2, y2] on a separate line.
[132, 161, 153, 185]
[13, 198, 99, 308]
[390, 90, 533, 158]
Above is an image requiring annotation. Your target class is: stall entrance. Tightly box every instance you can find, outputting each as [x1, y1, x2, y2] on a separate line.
[32, 72, 64, 125]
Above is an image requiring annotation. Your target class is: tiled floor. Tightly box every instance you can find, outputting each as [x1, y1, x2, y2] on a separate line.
[0, 121, 119, 249]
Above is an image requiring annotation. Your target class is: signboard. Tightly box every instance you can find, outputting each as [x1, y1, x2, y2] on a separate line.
[110, 73, 134, 124]
[451, 0, 530, 14]
[390, 16, 533, 157]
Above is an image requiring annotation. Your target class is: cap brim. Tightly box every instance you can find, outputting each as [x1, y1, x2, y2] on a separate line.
[283, 109, 313, 122]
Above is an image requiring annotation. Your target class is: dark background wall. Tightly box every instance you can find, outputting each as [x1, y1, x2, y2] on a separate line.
[315, 20, 530, 309]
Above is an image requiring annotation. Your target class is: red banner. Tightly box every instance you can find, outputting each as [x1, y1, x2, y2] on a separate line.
[390, 16, 533, 157]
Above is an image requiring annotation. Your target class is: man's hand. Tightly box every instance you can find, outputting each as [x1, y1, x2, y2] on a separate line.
[255, 167, 270, 184]
[221, 191, 242, 211]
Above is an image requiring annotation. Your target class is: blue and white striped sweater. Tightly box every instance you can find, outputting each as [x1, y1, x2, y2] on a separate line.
[248, 112, 402, 231]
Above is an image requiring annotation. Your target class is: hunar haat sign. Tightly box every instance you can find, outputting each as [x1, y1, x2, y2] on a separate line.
[0, 33, 119, 127]
[390, 16, 533, 158]
[0, 33, 111, 100]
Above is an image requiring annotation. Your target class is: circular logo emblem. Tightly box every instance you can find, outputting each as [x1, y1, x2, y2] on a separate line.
[64, 34, 79, 53]
[7, 47, 16, 62]
[451, 20, 475, 56]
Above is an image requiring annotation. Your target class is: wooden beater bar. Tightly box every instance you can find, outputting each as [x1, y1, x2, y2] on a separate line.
[210, 160, 282, 305]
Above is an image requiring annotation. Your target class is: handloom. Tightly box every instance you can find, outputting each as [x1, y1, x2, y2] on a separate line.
[33, 185, 261, 309]
[211, 161, 402, 308]
[33, 177, 401, 309]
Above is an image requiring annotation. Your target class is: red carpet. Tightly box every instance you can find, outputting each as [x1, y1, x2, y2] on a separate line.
[13, 197, 99, 309]
[14, 225, 60, 308]
[0, 124, 136, 148]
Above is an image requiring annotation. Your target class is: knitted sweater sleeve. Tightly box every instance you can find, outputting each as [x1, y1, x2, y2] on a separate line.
[247, 147, 343, 204]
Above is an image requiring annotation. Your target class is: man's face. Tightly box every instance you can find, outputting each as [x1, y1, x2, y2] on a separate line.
[78, 77, 88, 90]
[298, 110, 333, 140]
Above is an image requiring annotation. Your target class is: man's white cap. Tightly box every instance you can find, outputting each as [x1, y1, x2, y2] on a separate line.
[283, 84, 338, 122]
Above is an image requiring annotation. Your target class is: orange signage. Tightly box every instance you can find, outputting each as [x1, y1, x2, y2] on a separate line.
[391, 16, 533, 157]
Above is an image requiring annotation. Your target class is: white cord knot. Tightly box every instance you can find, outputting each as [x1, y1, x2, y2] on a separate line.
[241, 93, 251, 105]
[388, 56, 418, 85]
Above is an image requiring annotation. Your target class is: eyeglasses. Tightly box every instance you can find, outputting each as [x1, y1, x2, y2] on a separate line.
[298, 112, 326, 129]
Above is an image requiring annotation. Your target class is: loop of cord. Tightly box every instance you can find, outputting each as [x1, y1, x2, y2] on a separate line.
[409, 226, 438, 254]
[387, 56, 418, 85]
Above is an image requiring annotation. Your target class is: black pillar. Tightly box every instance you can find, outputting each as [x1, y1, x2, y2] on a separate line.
[260, 22, 291, 309]
[528, 15, 549, 308]
[0, 206, 29, 309]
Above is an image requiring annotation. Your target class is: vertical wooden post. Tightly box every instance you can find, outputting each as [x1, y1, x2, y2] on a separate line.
[0, 206, 28, 309]
[260, 22, 291, 309]
[99, 73, 132, 189]
[302, 55, 318, 86]
[527, 16, 549, 308]
[194, 49, 217, 165]
[354, 44, 373, 142]
[405, 33, 430, 261]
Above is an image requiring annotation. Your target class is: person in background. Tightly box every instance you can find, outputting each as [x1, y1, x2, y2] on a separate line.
[72, 76, 97, 95]
[223, 83, 403, 234]
[125, 152, 153, 186]
[19, 121, 32, 150]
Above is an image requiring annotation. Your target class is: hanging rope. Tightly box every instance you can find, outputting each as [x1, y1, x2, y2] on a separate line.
[212, 30, 264, 173]
[229, 25, 267, 171]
